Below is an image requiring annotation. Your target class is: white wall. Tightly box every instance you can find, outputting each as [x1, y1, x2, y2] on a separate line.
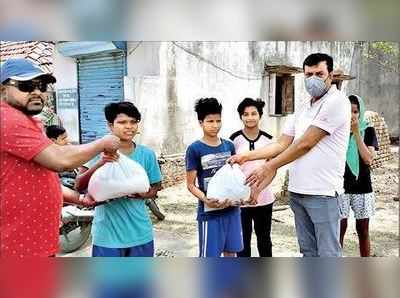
[113, 42, 358, 155]
[128, 42, 356, 155]
[125, 42, 285, 154]
[128, 76, 167, 154]
[126, 42, 161, 78]
[125, 42, 165, 153]
[53, 50, 80, 143]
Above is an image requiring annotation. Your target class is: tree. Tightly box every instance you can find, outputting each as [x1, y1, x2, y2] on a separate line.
[363, 41, 399, 73]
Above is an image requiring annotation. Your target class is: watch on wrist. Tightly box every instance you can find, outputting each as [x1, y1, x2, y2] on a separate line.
[78, 194, 85, 202]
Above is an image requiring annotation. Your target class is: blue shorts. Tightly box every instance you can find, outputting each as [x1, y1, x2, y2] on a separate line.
[92, 241, 154, 257]
[198, 211, 243, 257]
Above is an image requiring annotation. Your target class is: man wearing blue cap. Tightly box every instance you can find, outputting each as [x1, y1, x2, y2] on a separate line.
[0, 58, 121, 257]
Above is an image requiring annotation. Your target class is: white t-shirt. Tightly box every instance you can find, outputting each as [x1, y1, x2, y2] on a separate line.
[283, 85, 351, 196]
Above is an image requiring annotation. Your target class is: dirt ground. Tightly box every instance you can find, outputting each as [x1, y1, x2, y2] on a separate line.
[152, 145, 399, 257]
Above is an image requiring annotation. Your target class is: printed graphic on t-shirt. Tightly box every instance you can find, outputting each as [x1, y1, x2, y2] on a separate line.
[201, 152, 231, 171]
[201, 151, 231, 191]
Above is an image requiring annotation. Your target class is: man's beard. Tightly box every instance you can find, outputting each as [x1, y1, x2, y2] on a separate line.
[23, 107, 43, 115]
[10, 101, 44, 115]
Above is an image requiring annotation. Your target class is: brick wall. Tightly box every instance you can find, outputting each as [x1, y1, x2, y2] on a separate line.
[158, 153, 186, 189]
[365, 111, 394, 169]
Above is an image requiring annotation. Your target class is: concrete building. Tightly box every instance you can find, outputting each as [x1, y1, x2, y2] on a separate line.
[51, 41, 398, 153]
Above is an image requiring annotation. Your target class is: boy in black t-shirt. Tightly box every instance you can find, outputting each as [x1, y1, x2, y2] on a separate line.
[339, 95, 378, 257]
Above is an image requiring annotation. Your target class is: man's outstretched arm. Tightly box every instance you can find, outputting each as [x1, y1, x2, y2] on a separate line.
[246, 125, 328, 188]
[227, 134, 294, 165]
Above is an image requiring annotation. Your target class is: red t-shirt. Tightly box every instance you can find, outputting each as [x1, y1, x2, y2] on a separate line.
[0, 101, 62, 257]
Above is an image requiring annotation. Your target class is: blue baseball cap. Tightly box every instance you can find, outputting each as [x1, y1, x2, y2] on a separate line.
[0, 58, 56, 84]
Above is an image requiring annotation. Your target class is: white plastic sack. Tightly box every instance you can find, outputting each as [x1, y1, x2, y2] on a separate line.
[88, 153, 150, 202]
[205, 164, 251, 211]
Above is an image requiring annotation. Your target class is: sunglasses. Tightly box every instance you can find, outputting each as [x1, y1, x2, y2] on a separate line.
[6, 79, 51, 93]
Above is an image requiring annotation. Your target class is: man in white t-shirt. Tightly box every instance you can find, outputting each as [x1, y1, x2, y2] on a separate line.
[228, 53, 351, 257]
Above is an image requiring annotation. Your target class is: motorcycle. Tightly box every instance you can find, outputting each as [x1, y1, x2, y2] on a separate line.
[59, 173, 94, 254]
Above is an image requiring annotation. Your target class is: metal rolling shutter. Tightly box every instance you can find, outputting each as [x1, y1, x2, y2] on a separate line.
[78, 52, 125, 143]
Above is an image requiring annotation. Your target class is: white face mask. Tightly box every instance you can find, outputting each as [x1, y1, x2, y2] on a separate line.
[304, 76, 328, 98]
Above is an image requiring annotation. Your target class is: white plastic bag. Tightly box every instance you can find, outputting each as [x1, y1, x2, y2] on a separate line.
[88, 153, 150, 202]
[205, 164, 251, 211]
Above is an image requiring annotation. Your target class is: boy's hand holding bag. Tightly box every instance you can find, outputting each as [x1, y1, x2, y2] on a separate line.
[88, 152, 150, 202]
[205, 164, 251, 211]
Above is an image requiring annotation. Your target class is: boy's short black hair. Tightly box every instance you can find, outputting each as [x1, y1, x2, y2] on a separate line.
[104, 101, 141, 124]
[46, 125, 66, 139]
[237, 98, 265, 117]
[194, 97, 222, 121]
[303, 53, 334, 73]
[348, 95, 360, 111]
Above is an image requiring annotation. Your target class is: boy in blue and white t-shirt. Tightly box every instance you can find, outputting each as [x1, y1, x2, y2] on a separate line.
[185, 98, 243, 257]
